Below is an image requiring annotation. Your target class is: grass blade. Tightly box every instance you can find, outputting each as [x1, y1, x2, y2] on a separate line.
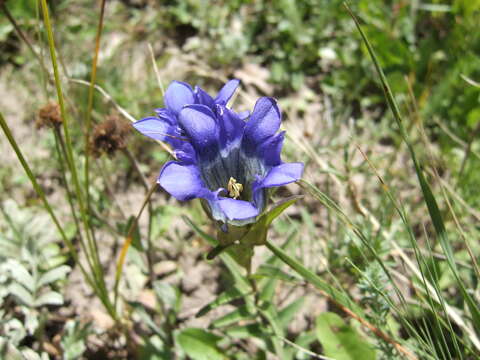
[344, 0, 480, 348]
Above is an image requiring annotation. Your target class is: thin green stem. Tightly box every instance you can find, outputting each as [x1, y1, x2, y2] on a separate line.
[53, 129, 82, 241]
[85, 0, 107, 213]
[113, 182, 158, 311]
[54, 127, 98, 276]
[122, 147, 155, 284]
[39, 0, 115, 319]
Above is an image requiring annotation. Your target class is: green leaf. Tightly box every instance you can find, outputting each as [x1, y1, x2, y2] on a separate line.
[153, 281, 180, 313]
[211, 305, 253, 328]
[265, 240, 363, 316]
[129, 302, 165, 337]
[224, 324, 275, 355]
[315, 312, 376, 360]
[257, 231, 297, 303]
[196, 287, 250, 318]
[254, 264, 302, 284]
[37, 265, 71, 288]
[258, 302, 287, 358]
[176, 328, 226, 360]
[0, 339, 22, 360]
[34, 291, 63, 307]
[243, 195, 303, 247]
[225, 323, 266, 339]
[292, 331, 317, 360]
[346, 2, 480, 334]
[139, 335, 172, 360]
[212, 196, 302, 270]
[183, 216, 251, 293]
[278, 296, 305, 329]
[4, 261, 35, 292]
[8, 283, 33, 307]
[61, 320, 91, 360]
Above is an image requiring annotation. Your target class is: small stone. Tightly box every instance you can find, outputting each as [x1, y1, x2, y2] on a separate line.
[137, 289, 156, 310]
[154, 260, 177, 277]
[89, 308, 114, 330]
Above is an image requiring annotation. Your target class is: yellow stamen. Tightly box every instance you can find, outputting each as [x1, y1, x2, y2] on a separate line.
[227, 177, 243, 199]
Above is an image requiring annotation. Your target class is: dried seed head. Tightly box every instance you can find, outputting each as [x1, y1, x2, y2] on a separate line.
[91, 114, 131, 158]
[36, 102, 62, 129]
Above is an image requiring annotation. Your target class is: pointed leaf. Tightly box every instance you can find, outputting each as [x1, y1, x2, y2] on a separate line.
[37, 265, 71, 288]
[176, 328, 226, 360]
[196, 287, 250, 318]
[278, 296, 305, 329]
[5, 261, 35, 292]
[211, 305, 253, 328]
[8, 283, 33, 307]
[243, 195, 302, 247]
[316, 312, 376, 360]
[34, 291, 63, 307]
[153, 281, 180, 313]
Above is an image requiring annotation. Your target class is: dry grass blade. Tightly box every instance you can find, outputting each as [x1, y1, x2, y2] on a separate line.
[113, 182, 158, 310]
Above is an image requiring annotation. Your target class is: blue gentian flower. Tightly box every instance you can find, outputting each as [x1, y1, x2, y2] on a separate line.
[134, 80, 303, 227]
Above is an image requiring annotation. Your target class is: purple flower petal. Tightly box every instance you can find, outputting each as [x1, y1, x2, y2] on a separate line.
[164, 81, 195, 115]
[195, 86, 215, 108]
[133, 116, 175, 142]
[218, 198, 259, 220]
[243, 97, 281, 149]
[217, 105, 245, 149]
[215, 79, 240, 105]
[158, 161, 209, 201]
[174, 142, 197, 164]
[154, 108, 177, 125]
[238, 110, 250, 120]
[261, 162, 304, 188]
[257, 131, 285, 167]
[178, 105, 219, 159]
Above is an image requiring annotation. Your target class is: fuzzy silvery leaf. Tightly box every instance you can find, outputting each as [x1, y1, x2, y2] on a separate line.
[0, 338, 22, 360]
[8, 283, 33, 307]
[61, 320, 91, 360]
[3, 318, 26, 346]
[37, 265, 71, 288]
[20, 349, 49, 360]
[33, 291, 63, 307]
[4, 260, 35, 293]
[24, 309, 39, 335]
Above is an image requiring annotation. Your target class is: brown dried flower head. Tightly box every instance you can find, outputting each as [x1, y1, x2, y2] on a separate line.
[91, 114, 131, 158]
[36, 102, 62, 129]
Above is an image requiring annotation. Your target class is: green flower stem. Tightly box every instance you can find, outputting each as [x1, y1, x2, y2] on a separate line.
[122, 147, 155, 285]
[39, 0, 115, 319]
[53, 129, 82, 242]
[84, 0, 107, 214]
[113, 182, 158, 312]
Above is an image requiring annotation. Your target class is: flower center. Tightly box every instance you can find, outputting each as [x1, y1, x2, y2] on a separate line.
[227, 177, 243, 199]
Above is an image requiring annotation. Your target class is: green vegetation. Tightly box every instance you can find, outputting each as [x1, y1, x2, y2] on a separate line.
[0, 0, 479, 359]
